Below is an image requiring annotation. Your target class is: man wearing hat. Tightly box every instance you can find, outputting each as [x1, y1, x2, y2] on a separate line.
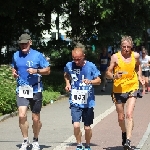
[11, 33, 50, 150]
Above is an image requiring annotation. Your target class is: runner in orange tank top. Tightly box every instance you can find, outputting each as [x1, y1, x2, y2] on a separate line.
[106, 36, 144, 150]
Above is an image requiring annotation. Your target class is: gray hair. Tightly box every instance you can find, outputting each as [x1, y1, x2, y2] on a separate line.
[74, 43, 85, 53]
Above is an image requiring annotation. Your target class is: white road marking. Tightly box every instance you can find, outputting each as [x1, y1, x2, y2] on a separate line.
[135, 122, 150, 149]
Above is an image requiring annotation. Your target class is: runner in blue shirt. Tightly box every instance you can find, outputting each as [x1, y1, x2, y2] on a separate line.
[64, 43, 101, 150]
[11, 33, 50, 150]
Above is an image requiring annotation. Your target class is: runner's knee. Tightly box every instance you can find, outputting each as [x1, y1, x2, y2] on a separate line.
[32, 114, 40, 123]
[118, 114, 125, 122]
[73, 122, 80, 129]
[19, 113, 27, 123]
[126, 112, 133, 120]
[84, 126, 91, 131]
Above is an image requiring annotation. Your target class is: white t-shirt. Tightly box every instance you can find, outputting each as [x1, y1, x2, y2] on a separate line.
[140, 55, 150, 71]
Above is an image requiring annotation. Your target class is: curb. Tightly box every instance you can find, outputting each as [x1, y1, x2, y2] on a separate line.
[0, 111, 19, 122]
[0, 94, 68, 123]
[56, 94, 69, 101]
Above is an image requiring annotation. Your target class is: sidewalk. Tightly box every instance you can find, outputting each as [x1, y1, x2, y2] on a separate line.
[0, 83, 150, 150]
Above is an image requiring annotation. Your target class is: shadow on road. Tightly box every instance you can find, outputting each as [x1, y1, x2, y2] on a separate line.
[66, 142, 98, 146]
[103, 146, 138, 150]
[16, 144, 51, 150]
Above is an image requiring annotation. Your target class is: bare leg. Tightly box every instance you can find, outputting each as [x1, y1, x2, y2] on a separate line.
[115, 103, 126, 132]
[73, 122, 82, 144]
[32, 113, 42, 139]
[125, 97, 136, 139]
[19, 106, 29, 138]
[84, 126, 92, 145]
[142, 76, 146, 94]
[145, 76, 149, 91]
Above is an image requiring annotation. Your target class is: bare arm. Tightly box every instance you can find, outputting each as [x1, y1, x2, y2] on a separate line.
[12, 68, 19, 78]
[106, 54, 116, 79]
[27, 67, 50, 75]
[134, 52, 145, 85]
[37, 67, 50, 75]
[147, 56, 150, 66]
[134, 52, 142, 78]
[64, 72, 71, 92]
[91, 76, 101, 85]
[64, 72, 70, 85]
[83, 76, 101, 85]
[12, 68, 16, 74]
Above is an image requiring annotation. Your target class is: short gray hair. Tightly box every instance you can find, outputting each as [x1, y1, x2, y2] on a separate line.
[74, 43, 85, 53]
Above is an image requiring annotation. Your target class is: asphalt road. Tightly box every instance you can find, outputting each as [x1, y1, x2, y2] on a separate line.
[0, 83, 150, 150]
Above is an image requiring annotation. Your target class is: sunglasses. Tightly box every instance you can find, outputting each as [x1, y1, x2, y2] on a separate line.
[122, 46, 131, 49]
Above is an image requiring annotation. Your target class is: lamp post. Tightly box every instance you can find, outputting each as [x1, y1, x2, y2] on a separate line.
[55, 13, 59, 40]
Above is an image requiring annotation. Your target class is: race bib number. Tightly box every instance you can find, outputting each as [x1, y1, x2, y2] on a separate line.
[19, 85, 33, 98]
[101, 59, 107, 64]
[71, 89, 88, 104]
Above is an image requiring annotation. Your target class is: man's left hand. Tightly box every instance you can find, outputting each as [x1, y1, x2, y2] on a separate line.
[82, 79, 92, 84]
[27, 68, 37, 74]
[139, 76, 145, 85]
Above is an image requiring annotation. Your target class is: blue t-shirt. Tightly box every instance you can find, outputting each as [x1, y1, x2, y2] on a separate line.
[99, 53, 109, 71]
[64, 61, 100, 108]
[11, 48, 50, 93]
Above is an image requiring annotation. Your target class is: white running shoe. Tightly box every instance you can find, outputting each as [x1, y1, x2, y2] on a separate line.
[19, 140, 30, 150]
[32, 142, 40, 150]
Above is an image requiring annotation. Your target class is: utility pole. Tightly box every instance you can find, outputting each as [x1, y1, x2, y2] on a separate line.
[55, 13, 59, 40]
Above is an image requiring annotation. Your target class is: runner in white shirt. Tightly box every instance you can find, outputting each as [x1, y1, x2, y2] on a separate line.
[140, 48, 150, 94]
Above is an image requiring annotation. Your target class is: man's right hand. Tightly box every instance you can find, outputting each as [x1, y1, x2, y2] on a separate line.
[12, 68, 19, 78]
[65, 85, 71, 92]
[114, 71, 123, 79]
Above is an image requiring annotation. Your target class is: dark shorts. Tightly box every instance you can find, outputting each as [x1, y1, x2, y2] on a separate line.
[17, 92, 42, 114]
[111, 90, 140, 104]
[70, 105, 94, 126]
[142, 70, 149, 77]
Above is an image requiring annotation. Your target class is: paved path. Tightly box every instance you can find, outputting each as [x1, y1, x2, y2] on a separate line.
[0, 83, 150, 150]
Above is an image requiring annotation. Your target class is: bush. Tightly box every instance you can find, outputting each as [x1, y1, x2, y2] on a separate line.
[0, 65, 65, 115]
[0, 65, 17, 115]
[42, 90, 60, 106]
[42, 68, 66, 94]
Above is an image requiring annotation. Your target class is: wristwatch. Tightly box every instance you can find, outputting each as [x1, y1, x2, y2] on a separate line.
[37, 69, 40, 74]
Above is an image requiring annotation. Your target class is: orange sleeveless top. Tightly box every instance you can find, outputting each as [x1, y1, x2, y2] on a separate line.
[113, 52, 139, 93]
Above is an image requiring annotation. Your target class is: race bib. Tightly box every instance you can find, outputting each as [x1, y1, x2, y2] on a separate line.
[19, 85, 33, 98]
[71, 89, 88, 104]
